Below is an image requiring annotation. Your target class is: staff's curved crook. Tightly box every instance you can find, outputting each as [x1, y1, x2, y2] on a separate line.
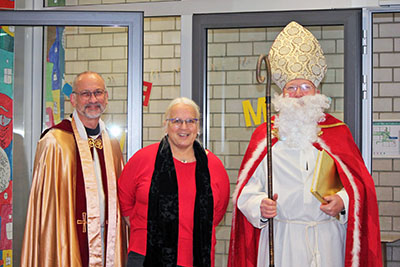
[256, 54, 274, 267]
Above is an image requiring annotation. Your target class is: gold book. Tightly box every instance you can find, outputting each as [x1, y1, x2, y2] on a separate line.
[311, 149, 343, 204]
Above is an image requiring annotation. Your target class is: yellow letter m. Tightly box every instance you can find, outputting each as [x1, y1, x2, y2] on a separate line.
[242, 97, 266, 127]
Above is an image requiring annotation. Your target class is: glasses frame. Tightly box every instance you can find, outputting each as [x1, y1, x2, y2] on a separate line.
[72, 90, 106, 100]
[166, 118, 199, 127]
[284, 83, 314, 92]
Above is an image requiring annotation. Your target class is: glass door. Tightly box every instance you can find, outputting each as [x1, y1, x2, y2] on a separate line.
[365, 9, 400, 267]
[192, 9, 362, 266]
[0, 10, 143, 266]
[205, 23, 345, 173]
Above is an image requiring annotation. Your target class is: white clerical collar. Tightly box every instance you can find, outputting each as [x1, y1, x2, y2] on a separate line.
[72, 110, 105, 141]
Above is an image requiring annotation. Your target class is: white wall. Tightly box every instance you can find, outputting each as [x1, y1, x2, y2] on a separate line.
[47, 0, 381, 15]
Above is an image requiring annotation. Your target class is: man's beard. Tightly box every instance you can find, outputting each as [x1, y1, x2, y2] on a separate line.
[78, 103, 106, 119]
[272, 94, 331, 149]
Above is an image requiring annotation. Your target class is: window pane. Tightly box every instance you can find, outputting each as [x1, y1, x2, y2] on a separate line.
[206, 25, 344, 264]
[206, 24, 344, 171]
[0, 25, 14, 265]
[372, 12, 400, 236]
[42, 26, 128, 157]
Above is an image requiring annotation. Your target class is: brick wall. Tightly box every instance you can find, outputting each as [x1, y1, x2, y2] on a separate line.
[373, 12, 400, 266]
[62, 17, 181, 148]
[63, 26, 129, 155]
[143, 17, 181, 147]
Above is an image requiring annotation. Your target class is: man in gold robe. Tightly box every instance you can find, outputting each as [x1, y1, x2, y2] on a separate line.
[21, 71, 126, 267]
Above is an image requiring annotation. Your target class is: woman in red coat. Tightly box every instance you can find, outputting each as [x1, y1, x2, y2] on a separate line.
[118, 97, 230, 267]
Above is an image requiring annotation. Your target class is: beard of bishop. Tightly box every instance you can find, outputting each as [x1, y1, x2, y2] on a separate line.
[272, 93, 331, 149]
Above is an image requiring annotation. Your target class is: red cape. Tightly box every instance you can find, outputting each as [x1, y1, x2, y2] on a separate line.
[228, 114, 381, 267]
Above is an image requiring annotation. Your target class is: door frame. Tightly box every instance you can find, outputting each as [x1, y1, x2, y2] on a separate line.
[0, 10, 143, 266]
[192, 9, 363, 150]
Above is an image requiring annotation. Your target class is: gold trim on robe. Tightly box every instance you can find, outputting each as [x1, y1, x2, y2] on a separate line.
[72, 118, 103, 266]
[319, 122, 346, 128]
[102, 130, 119, 266]
[20, 119, 126, 267]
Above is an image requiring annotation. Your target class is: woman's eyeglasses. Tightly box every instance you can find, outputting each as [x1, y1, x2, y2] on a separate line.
[166, 118, 199, 127]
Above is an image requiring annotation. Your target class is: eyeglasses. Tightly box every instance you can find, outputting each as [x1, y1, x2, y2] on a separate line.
[166, 118, 199, 127]
[284, 83, 314, 92]
[72, 90, 106, 99]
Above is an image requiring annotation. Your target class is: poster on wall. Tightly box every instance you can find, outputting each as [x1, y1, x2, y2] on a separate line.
[47, 0, 65, 7]
[0, 26, 14, 267]
[0, 0, 14, 9]
[373, 120, 400, 158]
[45, 27, 65, 129]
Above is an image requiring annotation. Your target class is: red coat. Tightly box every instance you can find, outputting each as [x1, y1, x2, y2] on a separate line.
[228, 114, 382, 267]
[118, 143, 230, 267]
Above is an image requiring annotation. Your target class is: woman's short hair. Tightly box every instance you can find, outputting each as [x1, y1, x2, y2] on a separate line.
[163, 97, 200, 120]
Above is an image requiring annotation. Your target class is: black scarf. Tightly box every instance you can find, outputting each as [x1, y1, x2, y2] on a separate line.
[144, 136, 214, 267]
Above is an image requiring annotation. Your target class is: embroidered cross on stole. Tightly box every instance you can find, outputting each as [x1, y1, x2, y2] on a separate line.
[77, 212, 87, 233]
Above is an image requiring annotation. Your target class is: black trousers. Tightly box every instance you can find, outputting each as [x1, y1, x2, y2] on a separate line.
[126, 251, 185, 267]
[127, 251, 145, 267]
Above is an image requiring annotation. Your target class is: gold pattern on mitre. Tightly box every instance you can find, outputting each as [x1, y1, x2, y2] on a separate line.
[268, 21, 327, 90]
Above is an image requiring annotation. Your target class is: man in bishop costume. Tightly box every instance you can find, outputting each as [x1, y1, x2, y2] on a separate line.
[228, 21, 382, 267]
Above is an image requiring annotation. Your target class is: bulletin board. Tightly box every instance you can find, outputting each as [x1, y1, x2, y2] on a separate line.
[372, 120, 400, 158]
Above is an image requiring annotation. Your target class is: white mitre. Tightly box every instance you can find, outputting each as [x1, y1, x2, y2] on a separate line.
[268, 21, 327, 89]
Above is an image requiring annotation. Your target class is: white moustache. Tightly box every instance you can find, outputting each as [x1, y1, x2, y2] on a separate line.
[273, 94, 331, 148]
[84, 103, 103, 109]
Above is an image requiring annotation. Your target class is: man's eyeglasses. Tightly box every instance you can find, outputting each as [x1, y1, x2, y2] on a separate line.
[166, 118, 199, 127]
[72, 90, 106, 99]
[284, 83, 314, 92]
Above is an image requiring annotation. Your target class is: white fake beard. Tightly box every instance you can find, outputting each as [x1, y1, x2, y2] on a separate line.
[272, 94, 331, 149]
